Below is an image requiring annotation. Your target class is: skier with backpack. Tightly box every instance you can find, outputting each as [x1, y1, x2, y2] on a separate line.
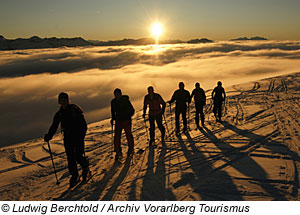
[212, 81, 226, 122]
[110, 88, 135, 161]
[191, 82, 206, 127]
[44, 92, 90, 188]
[168, 82, 191, 134]
[143, 86, 166, 145]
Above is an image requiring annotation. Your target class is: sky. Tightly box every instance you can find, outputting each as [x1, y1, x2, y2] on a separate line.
[1, 0, 300, 41]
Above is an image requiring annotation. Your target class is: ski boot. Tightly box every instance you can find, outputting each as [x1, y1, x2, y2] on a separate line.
[69, 175, 80, 188]
[149, 139, 155, 146]
[115, 152, 123, 162]
[127, 148, 134, 157]
[161, 130, 165, 142]
[82, 167, 91, 182]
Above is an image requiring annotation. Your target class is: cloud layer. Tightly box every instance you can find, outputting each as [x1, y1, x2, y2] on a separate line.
[1, 41, 300, 146]
[1, 41, 300, 78]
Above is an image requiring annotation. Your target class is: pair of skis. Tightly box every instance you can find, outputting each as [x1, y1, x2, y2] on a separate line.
[68, 170, 94, 191]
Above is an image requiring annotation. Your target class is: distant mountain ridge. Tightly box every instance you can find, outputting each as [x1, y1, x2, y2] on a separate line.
[0, 35, 216, 51]
[0, 35, 92, 50]
[90, 38, 184, 46]
[231, 36, 268, 41]
[1, 35, 268, 51]
[187, 38, 214, 44]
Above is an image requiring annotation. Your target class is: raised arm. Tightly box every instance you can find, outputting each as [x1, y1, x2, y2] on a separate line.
[169, 91, 176, 104]
[211, 88, 216, 99]
[111, 100, 116, 121]
[45, 112, 61, 141]
[191, 89, 195, 100]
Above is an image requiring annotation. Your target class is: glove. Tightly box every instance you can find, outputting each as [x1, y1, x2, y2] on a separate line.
[142, 113, 146, 119]
[44, 134, 51, 142]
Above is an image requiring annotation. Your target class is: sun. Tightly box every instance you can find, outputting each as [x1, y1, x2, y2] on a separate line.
[151, 22, 163, 39]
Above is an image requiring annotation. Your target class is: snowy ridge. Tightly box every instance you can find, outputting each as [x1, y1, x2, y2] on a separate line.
[1, 72, 300, 200]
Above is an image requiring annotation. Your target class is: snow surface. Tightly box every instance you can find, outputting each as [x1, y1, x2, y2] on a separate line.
[1, 72, 300, 200]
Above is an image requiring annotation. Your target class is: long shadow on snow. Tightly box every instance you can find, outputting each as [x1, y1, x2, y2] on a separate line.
[101, 156, 133, 200]
[174, 132, 243, 200]
[55, 160, 121, 200]
[140, 141, 176, 200]
[222, 121, 299, 198]
[200, 122, 287, 200]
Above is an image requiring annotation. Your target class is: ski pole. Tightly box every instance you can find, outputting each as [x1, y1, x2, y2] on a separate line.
[111, 120, 114, 159]
[189, 103, 192, 129]
[169, 103, 173, 131]
[188, 103, 190, 123]
[143, 115, 150, 141]
[46, 141, 60, 185]
[224, 97, 228, 116]
[163, 114, 171, 140]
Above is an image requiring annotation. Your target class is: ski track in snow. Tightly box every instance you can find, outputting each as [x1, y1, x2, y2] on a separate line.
[1, 72, 300, 200]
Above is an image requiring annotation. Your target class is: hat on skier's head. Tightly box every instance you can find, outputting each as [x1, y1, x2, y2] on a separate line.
[114, 88, 122, 96]
[147, 86, 154, 91]
[179, 82, 185, 89]
[147, 86, 154, 93]
[58, 92, 69, 103]
[114, 88, 122, 98]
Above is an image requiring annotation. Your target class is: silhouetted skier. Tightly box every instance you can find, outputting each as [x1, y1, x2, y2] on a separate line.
[191, 82, 206, 127]
[143, 86, 166, 145]
[111, 88, 135, 161]
[212, 81, 226, 122]
[168, 82, 191, 134]
[44, 92, 90, 188]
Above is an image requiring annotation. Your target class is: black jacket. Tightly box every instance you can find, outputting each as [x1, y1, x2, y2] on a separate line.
[143, 93, 166, 116]
[111, 95, 135, 121]
[212, 86, 226, 102]
[191, 88, 206, 105]
[47, 104, 87, 138]
[170, 89, 191, 110]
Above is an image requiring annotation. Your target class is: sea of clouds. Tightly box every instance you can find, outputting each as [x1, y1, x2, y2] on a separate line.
[1, 40, 300, 146]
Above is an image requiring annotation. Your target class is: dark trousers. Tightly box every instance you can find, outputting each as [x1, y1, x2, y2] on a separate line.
[213, 100, 223, 120]
[64, 133, 89, 177]
[195, 102, 205, 126]
[175, 108, 187, 131]
[114, 120, 134, 155]
[149, 114, 165, 141]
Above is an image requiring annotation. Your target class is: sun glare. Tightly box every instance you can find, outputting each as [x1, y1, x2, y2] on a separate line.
[151, 22, 163, 40]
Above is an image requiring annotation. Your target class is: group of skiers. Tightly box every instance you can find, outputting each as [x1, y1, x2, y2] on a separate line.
[44, 81, 226, 188]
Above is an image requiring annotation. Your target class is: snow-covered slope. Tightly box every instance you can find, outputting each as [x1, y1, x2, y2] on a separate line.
[1, 72, 300, 201]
